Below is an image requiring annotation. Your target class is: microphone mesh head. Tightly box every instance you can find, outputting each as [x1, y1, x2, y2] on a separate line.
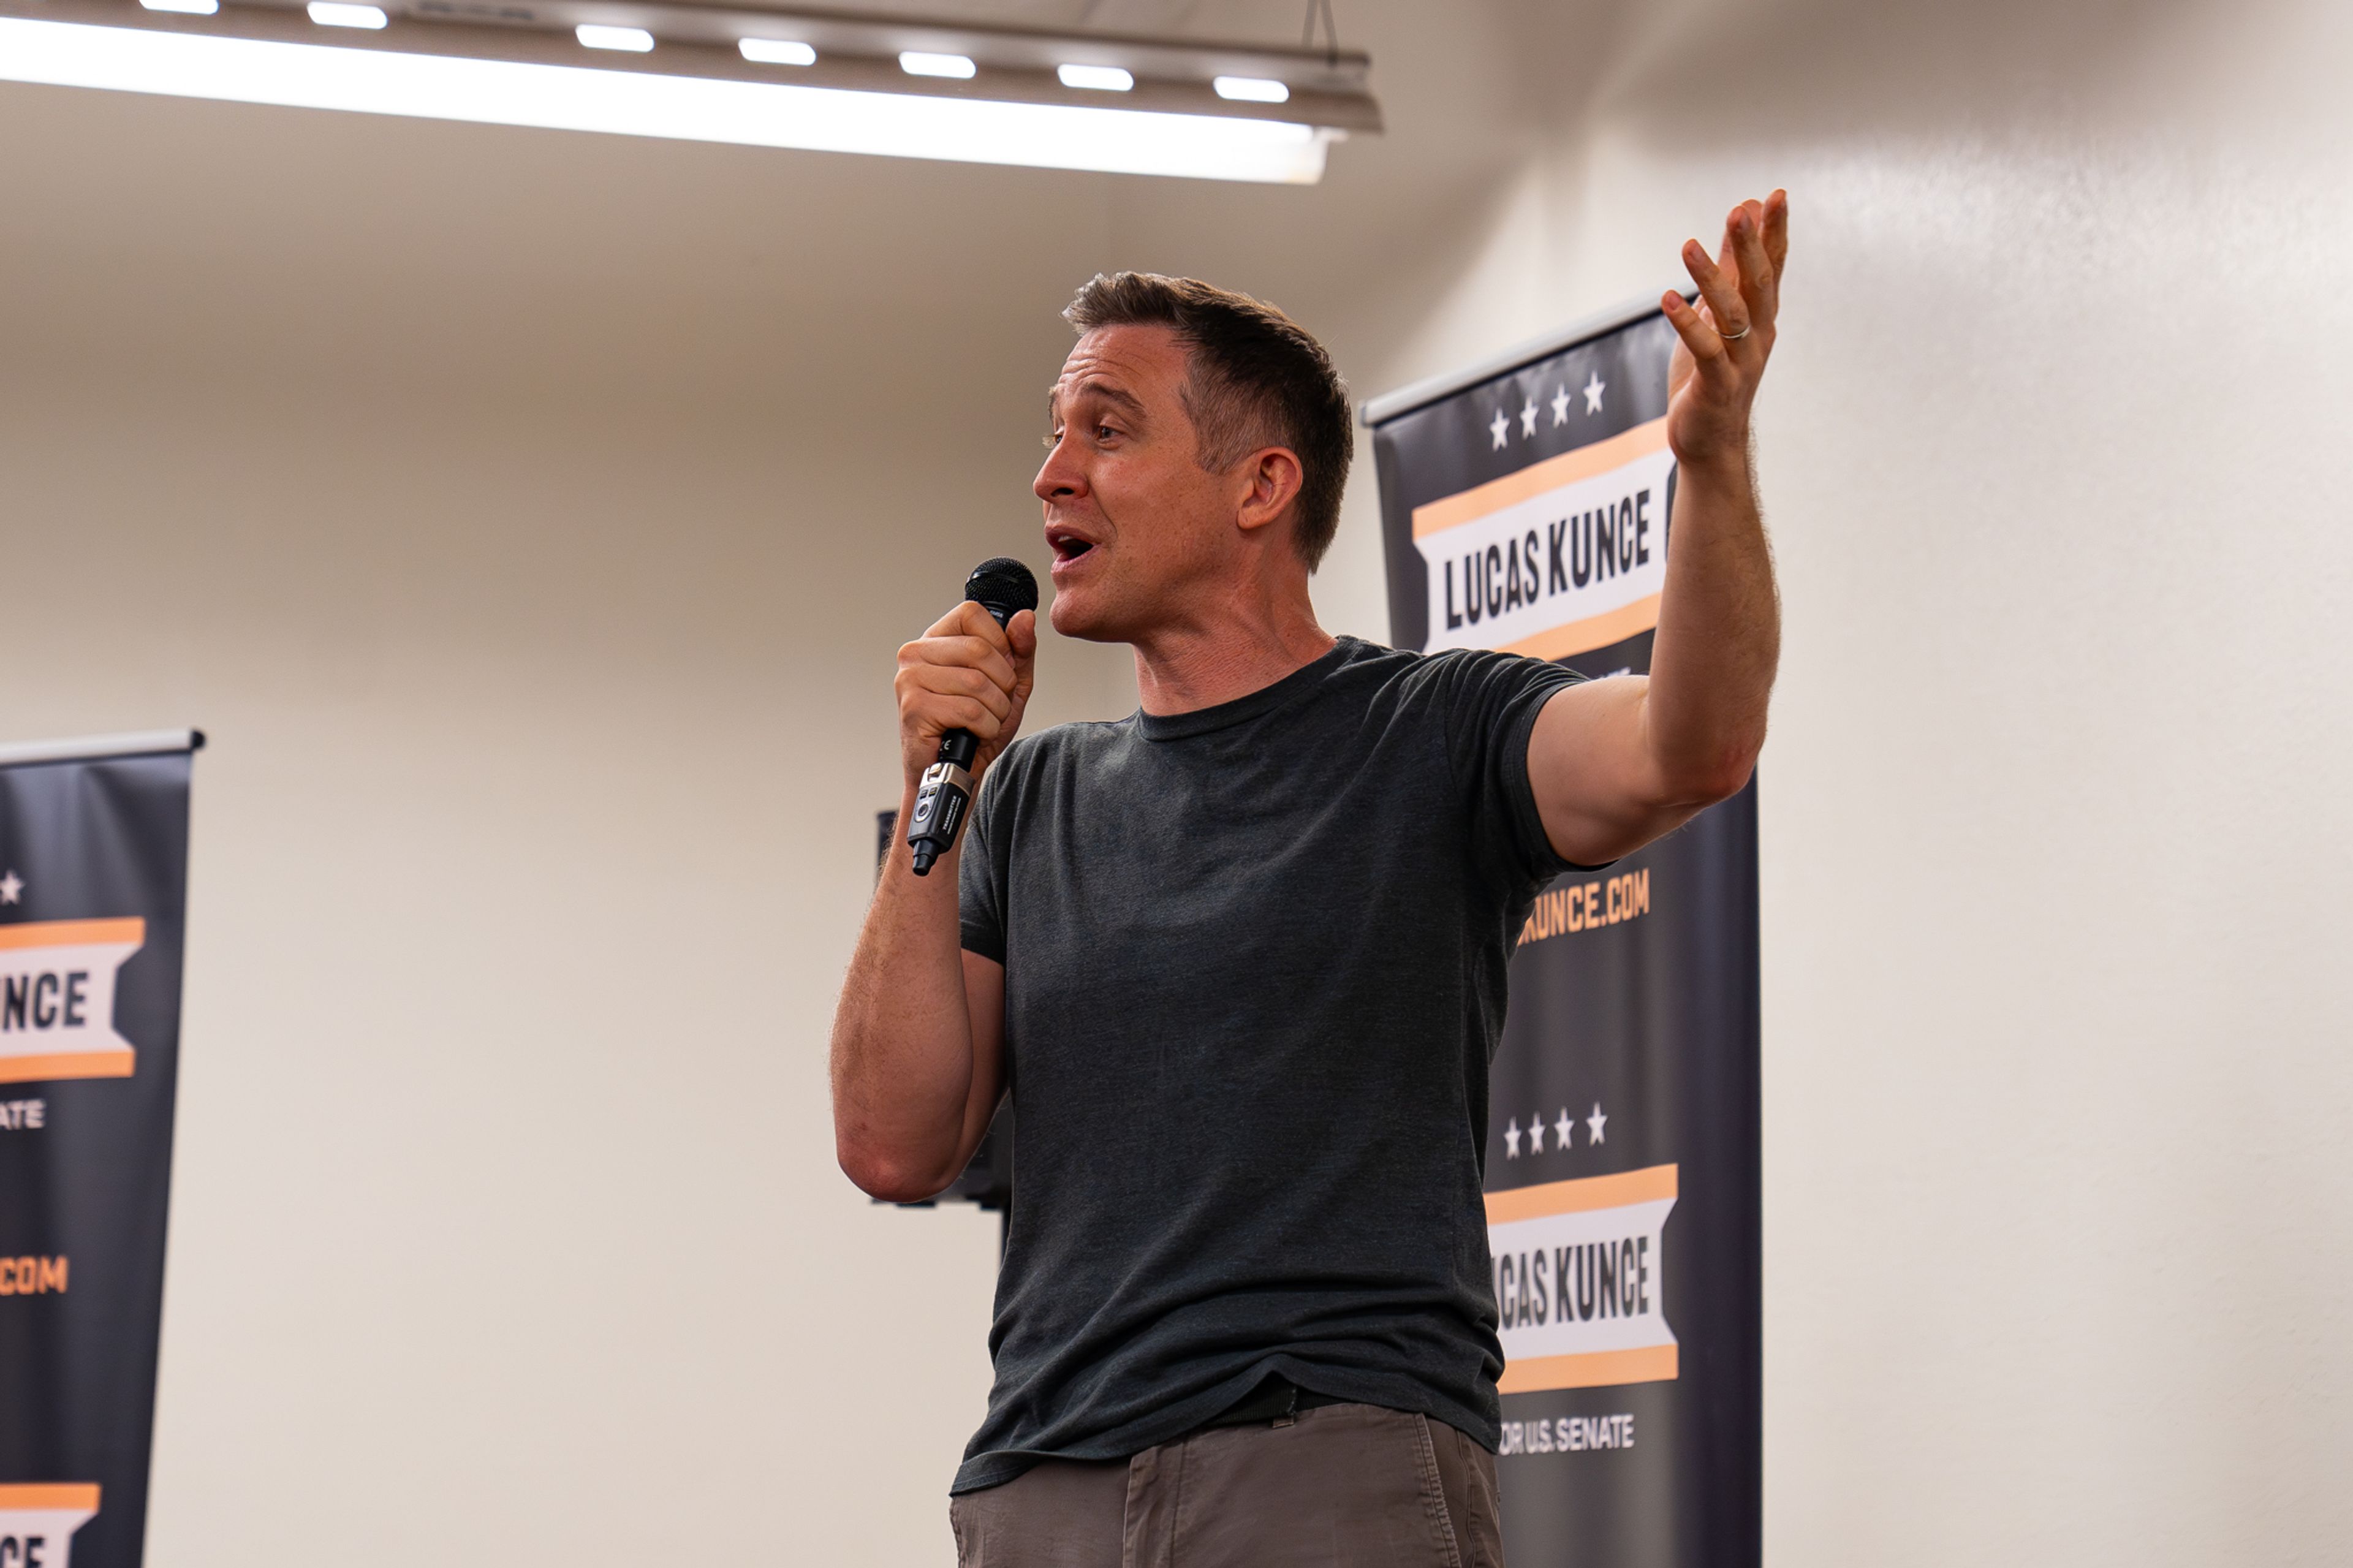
[965, 556, 1039, 616]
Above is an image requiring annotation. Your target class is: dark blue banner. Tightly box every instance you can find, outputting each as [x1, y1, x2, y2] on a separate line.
[1371, 314, 1762, 1568]
[1, 739, 197, 1568]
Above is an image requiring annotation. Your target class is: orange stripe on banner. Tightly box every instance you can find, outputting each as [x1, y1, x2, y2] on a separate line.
[1498, 1344, 1678, 1394]
[1411, 418, 1671, 540]
[0, 1050, 136, 1085]
[0, 1483, 102, 1511]
[1484, 1164, 1678, 1224]
[0, 917, 146, 952]
[1499, 594, 1662, 662]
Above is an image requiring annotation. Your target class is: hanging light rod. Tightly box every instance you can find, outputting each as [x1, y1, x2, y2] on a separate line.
[0, 0, 1380, 182]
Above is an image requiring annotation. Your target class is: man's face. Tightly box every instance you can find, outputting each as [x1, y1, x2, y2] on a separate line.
[1036, 324, 1238, 642]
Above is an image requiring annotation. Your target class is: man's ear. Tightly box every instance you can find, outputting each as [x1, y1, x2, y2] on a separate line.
[1233, 447, 1305, 537]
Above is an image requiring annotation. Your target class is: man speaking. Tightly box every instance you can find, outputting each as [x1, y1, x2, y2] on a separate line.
[833, 192, 1789, 1565]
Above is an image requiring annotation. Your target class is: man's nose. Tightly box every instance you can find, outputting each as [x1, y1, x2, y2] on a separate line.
[1034, 435, 1086, 503]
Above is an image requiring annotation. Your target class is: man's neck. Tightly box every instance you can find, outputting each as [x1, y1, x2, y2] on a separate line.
[1130, 594, 1336, 716]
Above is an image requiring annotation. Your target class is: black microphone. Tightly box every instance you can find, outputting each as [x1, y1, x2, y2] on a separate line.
[908, 557, 1039, 877]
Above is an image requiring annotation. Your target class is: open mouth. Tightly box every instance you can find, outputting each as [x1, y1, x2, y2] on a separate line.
[1047, 525, 1096, 564]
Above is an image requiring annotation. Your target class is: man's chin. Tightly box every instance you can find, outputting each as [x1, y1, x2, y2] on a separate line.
[1048, 592, 1127, 643]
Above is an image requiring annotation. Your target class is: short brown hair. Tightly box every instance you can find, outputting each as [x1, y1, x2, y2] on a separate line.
[1064, 272, 1352, 572]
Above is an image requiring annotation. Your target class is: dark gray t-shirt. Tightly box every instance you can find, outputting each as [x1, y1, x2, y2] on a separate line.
[953, 635, 1582, 1494]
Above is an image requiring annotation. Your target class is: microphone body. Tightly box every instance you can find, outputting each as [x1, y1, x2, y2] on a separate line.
[909, 558, 1037, 877]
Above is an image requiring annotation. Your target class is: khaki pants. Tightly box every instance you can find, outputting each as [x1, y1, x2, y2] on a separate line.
[949, 1403, 1505, 1568]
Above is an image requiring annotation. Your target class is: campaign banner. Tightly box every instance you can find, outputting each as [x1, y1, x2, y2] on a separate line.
[0, 734, 199, 1568]
[1370, 308, 1762, 1568]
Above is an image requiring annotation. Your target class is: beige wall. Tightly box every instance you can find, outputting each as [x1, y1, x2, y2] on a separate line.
[2, 0, 2347, 1561]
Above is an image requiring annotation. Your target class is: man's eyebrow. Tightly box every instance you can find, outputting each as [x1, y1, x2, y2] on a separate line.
[1047, 378, 1147, 424]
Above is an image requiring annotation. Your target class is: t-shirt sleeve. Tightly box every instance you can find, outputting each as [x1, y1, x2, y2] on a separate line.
[957, 756, 1011, 964]
[1432, 648, 1592, 888]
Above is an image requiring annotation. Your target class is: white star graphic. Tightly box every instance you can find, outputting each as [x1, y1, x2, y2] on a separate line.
[0, 870, 20, 905]
[1582, 371, 1606, 415]
[1551, 385, 1572, 426]
[1586, 1102, 1608, 1145]
[1518, 398, 1539, 439]
[1555, 1108, 1575, 1149]
[1503, 1116, 1523, 1158]
[1488, 408, 1510, 449]
[1526, 1115, 1545, 1154]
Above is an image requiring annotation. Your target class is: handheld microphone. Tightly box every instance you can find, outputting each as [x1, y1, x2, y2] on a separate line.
[908, 557, 1038, 877]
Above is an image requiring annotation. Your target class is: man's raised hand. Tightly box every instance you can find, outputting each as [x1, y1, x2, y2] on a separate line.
[895, 600, 1038, 787]
[1662, 191, 1789, 474]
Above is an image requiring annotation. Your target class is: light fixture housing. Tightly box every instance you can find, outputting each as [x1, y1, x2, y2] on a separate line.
[0, 0, 1382, 183]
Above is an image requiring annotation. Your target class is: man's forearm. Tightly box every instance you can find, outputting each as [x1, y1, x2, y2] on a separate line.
[829, 782, 985, 1200]
[1639, 447, 1779, 803]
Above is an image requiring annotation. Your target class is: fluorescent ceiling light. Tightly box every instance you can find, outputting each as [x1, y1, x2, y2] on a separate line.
[1057, 64, 1133, 92]
[738, 38, 815, 67]
[0, 18, 1333, 182]
[575, 23, 653, 53]
[138, 0, 217, 13]
[1214, 75, 1289, 104]
[898, 50, 974, 80]
[308, 2, 387, 29]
